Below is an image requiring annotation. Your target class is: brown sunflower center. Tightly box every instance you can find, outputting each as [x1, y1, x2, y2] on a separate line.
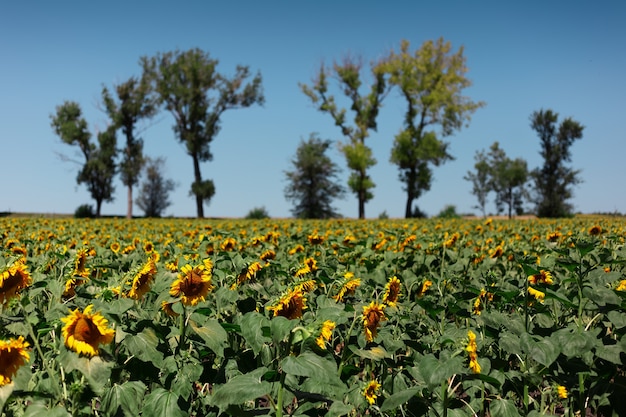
[74, 317, 98, 342]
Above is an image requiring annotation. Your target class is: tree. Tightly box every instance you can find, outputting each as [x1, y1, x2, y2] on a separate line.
[284, 133, 345, 219]
[102, 75, 158, 219]
[300, 57, 388, 219]
[530, 109, 584, 218]
[487, 142, 528, 219]
[142, 48, 264, 218]
[380, 38, 484, 218]
[50, 101, 117, 217]
[464, 149, 491, 217]
[135, 157, 176, 217]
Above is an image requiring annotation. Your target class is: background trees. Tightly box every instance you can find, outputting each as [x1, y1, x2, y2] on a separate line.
[530, 109, 584, 218]
[135, 157, 176, 217]
[142, 48, 264, 218]
[380, 38, 484, 218]
[487, 142, 529, 218]
[300, 57, 388, 219]
[284, 133, 345, 219]
[102, 75, 158, 219]
[50, 101, 117, 217]
[463, 149, 491, 217]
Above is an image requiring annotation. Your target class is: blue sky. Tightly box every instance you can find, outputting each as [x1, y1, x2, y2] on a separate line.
[2, 1, 624, 218]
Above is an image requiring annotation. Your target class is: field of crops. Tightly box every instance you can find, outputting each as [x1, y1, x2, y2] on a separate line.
[1, 216, 625, 417]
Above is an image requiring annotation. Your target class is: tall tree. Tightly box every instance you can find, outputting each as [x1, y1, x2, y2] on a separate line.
[135, 157, 176, 218]
[50, 101, 117, 217]
[102, 75, 158, 219]
[530, 109, 584, 217]
[142, 48, 264, 218]
[487, 142, 528, 219]
[380, 38, 484, 218]
[284, 133, 345, 219]
[463, 148, 491, 217]
[300, 57, 388, 219]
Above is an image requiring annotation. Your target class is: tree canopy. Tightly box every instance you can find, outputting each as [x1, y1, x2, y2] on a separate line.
[142, 48, 264, 218]
[530, 109, 584, 217]
[135, 157, 176, 218]
[380, 38, 484, 218]
[284, 133, 345, 219]
[50, 101, 117, 217]
[300, 57, 388, 219]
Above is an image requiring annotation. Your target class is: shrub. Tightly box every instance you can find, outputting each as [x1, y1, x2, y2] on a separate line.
[74, 204, 95, 218]
[245, 206, 270, 219]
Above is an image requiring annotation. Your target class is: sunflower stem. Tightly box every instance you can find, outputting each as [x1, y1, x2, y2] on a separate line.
[176, 304, 187, 355]
[337, 311, 358, 378]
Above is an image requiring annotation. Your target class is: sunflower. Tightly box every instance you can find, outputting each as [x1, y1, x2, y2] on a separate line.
[315, 320, 336, 349]
[170, 259, 214, 306]
[616, 280, 626, 291]
[161, 301, 180, 317]
[416, 280, 433, 297]
[266, 287, 306, 319]
[333, 275, 361, 302]
[220, 238, 237, 252]
[73, 248, 90, 278]
[529, 270, 553, 285]
[383, 276, 402, 307]
[143, 241, 155, 253]
[232, 262, 263, 289]
[0, 259, 32, 305]
[260, 250, 276, 261]
[588, 225, 603, 236]
[557, 385, 568, 399]
[362, 380, 381, 405]
[109, 242, 121, 254]
[307, 233, 324, 245]
[0, 336, 30, 386]
[362, 302, 386, 342]
[288, 244, 305, 255]
[128, 258, 157, 300]
[61, 305, 115, 357]
[528, 286, 545, 303]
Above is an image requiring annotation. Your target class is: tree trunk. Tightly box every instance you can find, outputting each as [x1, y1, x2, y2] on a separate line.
[193, 154, 204, 218]
[358, 170, 366, 219]
[405, 195, 413, 219]
[127, 185, 133, 219]
[404, 167, 416, 218]
[96, 199, 103, 218]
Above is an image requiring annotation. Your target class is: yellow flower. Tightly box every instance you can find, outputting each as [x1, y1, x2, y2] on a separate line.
[73, 248, 90, 278]
[466, 330, 481, 374]
[0, 259, 32, 305]
[528, 286, 545, 302]
[266, 287, 307, 319]
[616, 280, 626, 292]
[220, 238, 237, 251]
[288, 244, 305, 255]
[61, 305, 115, 357]
[333, 276, 361, 302]
[0, 336, 30, 386]
[416, 280, 433, 297]
[557, 385, 568, 399]
[143, 241, 155, 253]
[307, 233, 324, 245]
[161, 301, 180, 317]
[362, 302, 386, 342]
[383, 276, 402, 307]
[110, 242, 120, 253]
[363, 380, 381, 405]
[529, 270, 553, 285]
[315, 320, 335, 349]
[128, 258, 157, 300]
[232, 262, 263, 289]
[588, 225, 602, 236]
[170, 259, 214, 306]
[260, 250, 276, 261]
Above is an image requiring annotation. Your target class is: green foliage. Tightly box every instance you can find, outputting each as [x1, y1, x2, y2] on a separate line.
[284, 133, 345, 219]
[73, 204, 95, 218]
[142, 48, 264, 218]
[102, 75, 158, 219]
[530, 109, 584, 218]
[436, 204, 460, 219]
[487, 142, 529, 218]
[379, 38, 485, 218]
[463, 149, 491, 217]
[300, 58, 387, 219]
[50, 101, 117, 217]
[245, 206, 270, 219]
[135, 157, 176, 218]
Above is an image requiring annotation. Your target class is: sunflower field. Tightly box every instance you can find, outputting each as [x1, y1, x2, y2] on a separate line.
[1, 216, 626, 417]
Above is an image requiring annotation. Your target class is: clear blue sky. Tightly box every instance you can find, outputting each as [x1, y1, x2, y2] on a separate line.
[2, 1, 624, 218]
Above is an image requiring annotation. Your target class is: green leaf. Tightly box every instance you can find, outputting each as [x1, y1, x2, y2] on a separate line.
[595, 343, 624, 364]
[380, 387, 420, 411]
[519, 333, 560, 368]
[142, 388, 186, 417]
[123, 327, 163, 365]
[327, 401, 355, 417]
[490, 398, 522, 417]
[418, 354, 464, 389]
[349, 345, 391, 361]
[555, 329, 596, 358]
[281, 352, 338, 382]
[0, 384, 14, 414]
[607, 310, 626, 329]
[239, 312, 271, 355]
[210, 374, 272, 410]
[189, 318, 228, 357]
[270, 315, 297, 344]
[59, 351, 113, 395]
[100, 381, 147, 417]
[23, 404, 71, 417]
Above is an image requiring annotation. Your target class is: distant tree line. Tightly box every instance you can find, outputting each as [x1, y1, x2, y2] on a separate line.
[50, 39, 583, 219]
